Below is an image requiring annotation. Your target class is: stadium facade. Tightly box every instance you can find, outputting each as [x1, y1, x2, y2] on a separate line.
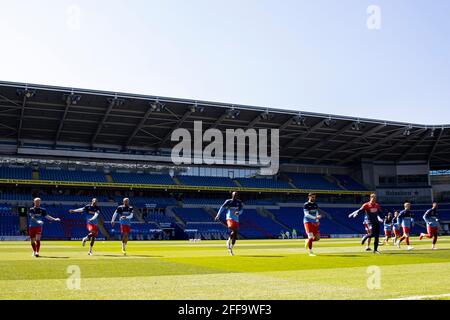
[0, 81, 449, 240]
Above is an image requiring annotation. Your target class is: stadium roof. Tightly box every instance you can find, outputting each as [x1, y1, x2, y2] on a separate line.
[0, 81, 449, 169]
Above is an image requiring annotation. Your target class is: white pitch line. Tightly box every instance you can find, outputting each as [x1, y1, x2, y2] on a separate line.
[389, 293, 450, 300]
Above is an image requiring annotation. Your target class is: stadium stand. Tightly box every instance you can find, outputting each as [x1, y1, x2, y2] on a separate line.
[0, 166, 33, 180]
[113, 196, 177, 207]
[237, 178, 293, 189]
[333, 175, 368, 191]
[243, 199, 276, 206]
[238, 209, 285, 239]
[0, 206, 19, 236]
[0, 192, 109, 203]
[144, 212, 177, 225]
[177, 176, 237, 187]
[288, 173, 342, 190]
[173, 208, 214, 223]
[185, 222, 228, 240]
[39, 169, 107, 183]
[111, 172, 175, 185]
[182, 198, 224, 205]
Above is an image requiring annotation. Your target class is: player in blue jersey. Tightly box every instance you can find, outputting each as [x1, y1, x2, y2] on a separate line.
[28, 198, 61, 257]
[419, 202, 440, 250]
[396, 202, 414, 250]
[383, 211, 394, 245]
[111, 198, 134, 255]
[215, 192, 243, 256]
[69, 198, 100, 255]
[303, 193, 322, 256]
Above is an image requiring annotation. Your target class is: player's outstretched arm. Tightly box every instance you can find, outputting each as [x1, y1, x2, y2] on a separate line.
[349, 205, 365, 218]
[69, 208, 84, 214]
[46, 215, 61, 222]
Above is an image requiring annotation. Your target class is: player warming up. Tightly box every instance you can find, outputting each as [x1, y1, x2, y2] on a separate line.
[28, 197, 61, 257]
[215, 191, 243, 256]
[303, 193, 322, 257]
[392, 210, 402, 244]
[396, 202, 414, 250]
[69, 198, 100, 255]
[349, 193, 383, 254]
[111, 198, 134, 255]
[383, 211, 394, 245]
[419, 202, 440, 250]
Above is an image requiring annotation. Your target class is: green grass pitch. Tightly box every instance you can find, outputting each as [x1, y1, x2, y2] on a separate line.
[1, 237, 449, 300]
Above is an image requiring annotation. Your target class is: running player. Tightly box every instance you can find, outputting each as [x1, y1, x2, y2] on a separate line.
[419, 202, 439, 250]
[28, 198, 61, 257]
[111, 198, 134, 255]
[392, 210, 402, 244]
[303, 193, 322, 257]
[215, 191, 243, 256]
[383, 211, 394, 245]
[396, 202, 414, 250]
[349, 193, 383, 254]
[69, 198, 100, 255]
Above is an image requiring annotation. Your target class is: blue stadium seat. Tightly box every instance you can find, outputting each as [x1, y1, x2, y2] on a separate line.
[288, 173, 343, 190]
[144, 213, 177, 225]
[173, 208, 214, 223]
[237, 178, 293, 189]
[333, 175, 368, 191]
[177, 176, 237, 187]
[111, 172, 175, 185]
[0, 167, 33, 180]
[39, 169, 106, 183]
[113, 196, 177, 207]
[237, 209, 284, 239]
[0, 206, 20, 236]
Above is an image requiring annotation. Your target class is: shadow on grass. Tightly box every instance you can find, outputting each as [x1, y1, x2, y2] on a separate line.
[242, 255, 286, 258]
[99, 254, 163, 258]
[38, 256, 70, 259]
[318, 254, 366, 258]
[381, 251, 433, 255]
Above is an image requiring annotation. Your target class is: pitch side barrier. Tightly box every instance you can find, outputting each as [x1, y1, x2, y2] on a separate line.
[0, 179, 372, 195]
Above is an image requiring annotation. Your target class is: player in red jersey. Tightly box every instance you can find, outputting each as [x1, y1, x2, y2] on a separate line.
[349, 193, 383, 254]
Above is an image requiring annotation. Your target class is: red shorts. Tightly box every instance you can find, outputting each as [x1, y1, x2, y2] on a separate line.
[29, 226, 43, 238]
[120, 225, 131, 234]
[304, 222, 319, 235]
[364, 223, 371, 234]
[394, 229, 402, 237]
[384, 229, 392, 237]
[402, 227, 410, 235]
[427, 226, 438, 237]
[227, 219, 240, 230]
[87, 224, 99, 237]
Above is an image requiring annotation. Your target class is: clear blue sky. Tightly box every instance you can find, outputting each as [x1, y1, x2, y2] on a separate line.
[1, 0, 449, 124]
